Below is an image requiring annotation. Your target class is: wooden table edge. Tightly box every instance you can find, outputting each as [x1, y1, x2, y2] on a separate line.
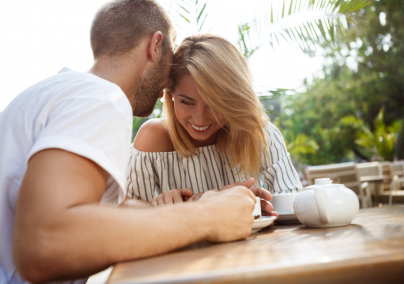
[108, 247, 404, 284]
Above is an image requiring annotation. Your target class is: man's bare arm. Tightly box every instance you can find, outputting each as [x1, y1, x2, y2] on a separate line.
[119, 195, 152, 209]
[13, 149, 255, 283]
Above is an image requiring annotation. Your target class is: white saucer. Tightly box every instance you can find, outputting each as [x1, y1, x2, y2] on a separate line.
[252, 216, 277, 233]
[276, 212, 300, 223]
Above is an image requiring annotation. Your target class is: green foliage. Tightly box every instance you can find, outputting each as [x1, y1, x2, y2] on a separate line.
[272, 117, 318, 171]
[235, 0, 376, 165]
[238, 23, 260, 60]
[132, 116, 146, 141]
[342, 110, 402, 161]
[278, 78, 359, 165]
[275, 117, 319, 159]
[279, 0, 404, 164]
[287, 133, 319, 157]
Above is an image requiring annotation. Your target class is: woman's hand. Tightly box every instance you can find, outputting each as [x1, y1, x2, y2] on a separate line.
[249, 186, 278, 219]
[151, 188, 193, 206]
[185, 189, 219, 202]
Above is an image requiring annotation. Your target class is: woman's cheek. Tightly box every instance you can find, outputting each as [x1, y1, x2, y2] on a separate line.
[174, 104, 188, 124]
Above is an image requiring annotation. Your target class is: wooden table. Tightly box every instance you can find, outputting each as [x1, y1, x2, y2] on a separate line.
[360, 175, 388, 206]
[104, 206, 404, 284]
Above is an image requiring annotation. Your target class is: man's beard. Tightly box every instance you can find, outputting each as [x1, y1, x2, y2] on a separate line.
[131, 57, 166, 117]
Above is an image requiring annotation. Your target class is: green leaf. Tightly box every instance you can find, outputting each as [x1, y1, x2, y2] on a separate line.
[288, 0, 294, 15]
[199, 14, 208, 31]
[302, 23, 316, 46]
[329, 21, 335, 43]
[279, 28, 292, 44]
[308, 21, 321, 43]
[316, 19, 328, 40]
[197, 3, 207, 23]
[179, 14, 190, 23]
[179, 5, 190, 14]
[282, 0, 286, 18]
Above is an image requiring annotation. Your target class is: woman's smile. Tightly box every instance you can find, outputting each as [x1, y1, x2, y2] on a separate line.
[189, 122, 212, 133]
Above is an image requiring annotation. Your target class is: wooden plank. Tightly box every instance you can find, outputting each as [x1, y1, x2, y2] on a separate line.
[108, 206, 404, 284]
[360, 175, 387, 182]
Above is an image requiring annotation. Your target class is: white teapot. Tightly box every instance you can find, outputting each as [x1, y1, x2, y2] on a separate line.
[293, 178, 359, 227]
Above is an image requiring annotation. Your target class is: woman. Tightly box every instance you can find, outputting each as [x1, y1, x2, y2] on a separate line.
[126, 34, 302, 207]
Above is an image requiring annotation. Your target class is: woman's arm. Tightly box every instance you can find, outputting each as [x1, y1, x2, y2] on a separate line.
[261, 123, 303, 194]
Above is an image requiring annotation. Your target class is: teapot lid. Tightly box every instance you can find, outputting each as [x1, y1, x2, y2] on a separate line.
[302, 178, 345, 190]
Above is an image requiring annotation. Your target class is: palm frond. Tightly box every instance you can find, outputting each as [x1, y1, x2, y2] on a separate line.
[240, 0, 372, 55]
[172, 0, 209, 33]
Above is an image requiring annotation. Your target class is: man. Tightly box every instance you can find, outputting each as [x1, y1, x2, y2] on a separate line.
[0, 1, 275, 283]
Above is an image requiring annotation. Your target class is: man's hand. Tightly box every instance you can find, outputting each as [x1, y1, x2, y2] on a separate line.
[186, 178, 256, 203]
[151, 188, 193, 206]
[186, 190, 218, 202]
[219, 178, 255, 191]
[198, 186, 256, 242]
[219, 178, 279, 220]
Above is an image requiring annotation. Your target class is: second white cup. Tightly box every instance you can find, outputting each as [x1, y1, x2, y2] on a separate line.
[271, 192, 299, 214]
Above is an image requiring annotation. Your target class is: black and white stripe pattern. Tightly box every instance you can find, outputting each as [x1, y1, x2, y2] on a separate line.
[126, 123, 302, 201]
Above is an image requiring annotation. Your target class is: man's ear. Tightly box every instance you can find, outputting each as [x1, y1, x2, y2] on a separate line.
[148, 31, 163, 63]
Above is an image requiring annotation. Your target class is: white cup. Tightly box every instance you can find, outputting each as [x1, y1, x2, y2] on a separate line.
[253, 197, 261, 218]
[271, 192, 299, 214]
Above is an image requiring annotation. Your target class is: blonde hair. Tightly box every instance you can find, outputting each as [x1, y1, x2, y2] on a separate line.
[163, 34, 269, 179]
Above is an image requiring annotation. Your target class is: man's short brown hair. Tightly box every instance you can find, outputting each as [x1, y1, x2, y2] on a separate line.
[90, 0, 174, 58]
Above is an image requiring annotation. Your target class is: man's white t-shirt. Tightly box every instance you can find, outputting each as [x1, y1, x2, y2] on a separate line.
[0, 68, 133, 284]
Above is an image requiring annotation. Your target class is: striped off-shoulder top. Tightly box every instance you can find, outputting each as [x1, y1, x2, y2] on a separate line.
[126, 123, 302, 201]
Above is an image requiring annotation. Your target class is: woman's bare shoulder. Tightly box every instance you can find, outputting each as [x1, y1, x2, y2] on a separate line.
[133, 118, 175, 152]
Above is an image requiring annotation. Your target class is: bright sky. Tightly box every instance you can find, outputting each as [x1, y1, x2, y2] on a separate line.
[0, 0, 325, 111]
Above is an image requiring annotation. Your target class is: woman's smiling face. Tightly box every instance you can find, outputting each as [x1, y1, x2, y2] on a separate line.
[172, 74, 225, 147]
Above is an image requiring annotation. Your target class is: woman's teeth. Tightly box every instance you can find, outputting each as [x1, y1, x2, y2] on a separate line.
[191, 123, 210, 131]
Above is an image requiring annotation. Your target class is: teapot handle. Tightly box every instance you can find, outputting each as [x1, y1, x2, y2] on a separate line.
[315, 187, 330, 224]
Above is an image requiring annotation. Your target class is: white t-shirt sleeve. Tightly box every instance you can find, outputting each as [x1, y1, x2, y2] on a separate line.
[26, 97, 131, 205]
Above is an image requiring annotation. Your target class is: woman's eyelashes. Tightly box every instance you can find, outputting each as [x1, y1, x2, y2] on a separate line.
[179, 100, 193, 106]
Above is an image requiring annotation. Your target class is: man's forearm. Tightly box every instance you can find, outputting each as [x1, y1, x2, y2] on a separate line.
[119, 195, 152, 209]
[15, 202, 210, 282]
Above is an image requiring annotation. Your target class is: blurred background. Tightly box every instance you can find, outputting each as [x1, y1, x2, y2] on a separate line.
[1, 0, 403, 173]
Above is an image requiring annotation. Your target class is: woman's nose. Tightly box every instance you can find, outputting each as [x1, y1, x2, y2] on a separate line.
[192, 105, 211, 125]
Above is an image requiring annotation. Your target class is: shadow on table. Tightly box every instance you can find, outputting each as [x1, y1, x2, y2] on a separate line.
[290, 224, 375, 240]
